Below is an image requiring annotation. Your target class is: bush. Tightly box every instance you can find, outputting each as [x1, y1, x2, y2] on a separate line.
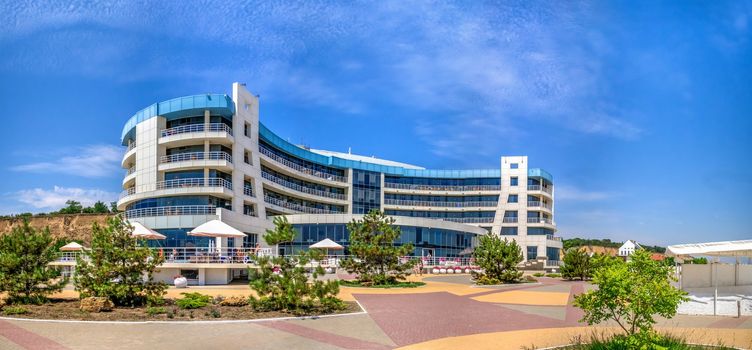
[563, 331, 735, 350]
[546, 273, 561, 278]
[532, 272, 545, 277]
[219, 296, 249, 307]
[471, 235, 523, 285]
[339, 280, 425, 288]
[0, 220, 68, 304]
[340, 211, 415, 286]
[3, 306, 28, 315]
[574, 250, 688, 338]
[146, 306, 167, 316]
[74, 217, 167, 307]
[250, 217, 344, 315]
[561, 248, 591, 280]
[176, 292, 212, 309]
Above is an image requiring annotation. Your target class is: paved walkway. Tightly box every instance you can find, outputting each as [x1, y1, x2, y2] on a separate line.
[2, 275, 750, 349]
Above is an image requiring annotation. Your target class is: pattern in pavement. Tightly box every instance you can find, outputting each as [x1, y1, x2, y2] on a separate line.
[1, 276, 750, 350]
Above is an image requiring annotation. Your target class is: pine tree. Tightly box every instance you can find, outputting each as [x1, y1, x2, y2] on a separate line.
[74, 216, 167, 306]
[471, 235, 523, 284]
[561, 247, 591, 280]
[0, 220, 68, 304]
[340, 210, 415, 285]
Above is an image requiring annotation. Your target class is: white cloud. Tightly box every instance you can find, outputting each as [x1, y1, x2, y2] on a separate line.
[555, 185, 615, 202]
[14, 186, 118, 210]
[11, 145, 122, 178]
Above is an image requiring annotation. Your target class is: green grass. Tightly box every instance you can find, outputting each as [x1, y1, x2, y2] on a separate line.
[549, 332, 737, 350]
[3, 306, 29, 315]
[146, 306, 167, 315]
[339, 280, 426, 288]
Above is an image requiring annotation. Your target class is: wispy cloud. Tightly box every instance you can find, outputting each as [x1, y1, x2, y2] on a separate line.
[555, 185, 616, 202]
[11, 145, 122, 178]
[14, 186, 118, 210]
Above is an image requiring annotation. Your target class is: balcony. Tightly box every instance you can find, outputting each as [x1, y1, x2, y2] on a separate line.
[263, 195, 342, 214]
[160, 151, 232, 164]
[125, 166, 135, 176]
[261, 171, 347, 200]
[527, 217, 553, 224]
[157, 177, 232, 191]
[502, 217, 518, 223]
[383, 199, 497, 208]
[119, 187, 136, 200]
[123, 166, 137, 187]
[159, 123, 234, 147]
[258, 145, 347, 183]
[439, 217, 494, 224]
[121, 144, 137, 168]
[384, 183, 501, 192]
[546, 234, 562, 242]
[527, 201, 552, 210]
[244, 186, 255, 197]
[527, 185, 553, 195]
[124, 205, 217, 219]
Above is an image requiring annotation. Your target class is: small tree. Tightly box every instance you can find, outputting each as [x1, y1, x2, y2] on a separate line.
[561, 247, 591, 280]
[0, 220, 67, 304]
[92, 201, 110, 214]
[340, 210, 414, 285]
[74, 217, 167, 307]
[574, 249, 688, 337]
[59, 200, 83, 214]
[471, 235, 523, 284]
[250, 217, 342, 314]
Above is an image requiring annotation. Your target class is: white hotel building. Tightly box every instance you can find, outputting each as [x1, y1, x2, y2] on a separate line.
[116, 83, 562, 284]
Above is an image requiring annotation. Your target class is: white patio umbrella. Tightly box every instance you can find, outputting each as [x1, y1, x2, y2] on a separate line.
[60, 242, 84, 251]
[309, 238, 343, 256]
[128, 221, 166, 240]
[187, 220, 246, 238]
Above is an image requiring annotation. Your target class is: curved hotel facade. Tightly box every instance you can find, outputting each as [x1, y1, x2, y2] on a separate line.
[117, 83, 562, 284]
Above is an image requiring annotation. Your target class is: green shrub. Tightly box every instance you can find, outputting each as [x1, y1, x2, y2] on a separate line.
[561, 248, 591, 280]
[546, 273, 561, 278]
[532, 272, 545, 277]
[146, 306, 166, 315]
[0, 220, 67, 304]
[471, 235, 523, 284]
[3, 306, 28, 315]
[176, 292, 212, 309]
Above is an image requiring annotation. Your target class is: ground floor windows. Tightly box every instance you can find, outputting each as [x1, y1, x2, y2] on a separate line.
[527, 246, 538, 260]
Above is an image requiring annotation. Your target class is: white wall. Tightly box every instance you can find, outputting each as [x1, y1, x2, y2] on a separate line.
[681, 263, 752, 288]
[205, 268, 232, 285]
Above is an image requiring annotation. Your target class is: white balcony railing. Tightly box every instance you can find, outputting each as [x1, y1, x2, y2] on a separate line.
[126, 143, 136, 152]
[119, 178, 232, 200]
[262, 171, 347, 200]
[125, 166, 136, 176]
[244, 186, 255, 197]
[124, 205, 217, 218]
[258, 146, 347, 183]
[161, 123, 233, 138]
[263, 195, 342, 214]
[119, 187, 136, 200]
[439, 217, 494, 224]
[502, 217, 518, 223]
[384, 183, 501, 192]
[546, 234, 562, 241]
[383, 199, 497, 208]
[159, 151, 232, 164]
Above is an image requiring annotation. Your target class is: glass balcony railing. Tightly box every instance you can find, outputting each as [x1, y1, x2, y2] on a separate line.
[439, 217, 494, 224]
[261, 171, 346, 200]
[160, 123, 233, 138]
[263, 195, 342, 214]
[258, 145, 347, 183]
[546, 234, 562, 241]
[159, 151, 232, 164]
[384, 183, 501, 192]
[502, 217, 518, 223]
[527, 217, 553, 224]
[124, 205, 217, 218]
[527, 201, 552, 209]
[383, 199, 497, 208]
[527, 185, 553, 194]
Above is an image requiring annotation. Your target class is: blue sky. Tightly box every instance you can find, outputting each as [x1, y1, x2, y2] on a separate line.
[0, 1, 750, 246]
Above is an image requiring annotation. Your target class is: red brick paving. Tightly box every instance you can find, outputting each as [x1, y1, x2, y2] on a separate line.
[262, 320, 393, 350]
[0, 320, 69, 350]
[354, 291, 572, 346]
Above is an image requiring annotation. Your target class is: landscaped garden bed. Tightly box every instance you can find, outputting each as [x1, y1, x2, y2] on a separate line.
[2, 298, 360, 321]
[339, 280, 425, 288]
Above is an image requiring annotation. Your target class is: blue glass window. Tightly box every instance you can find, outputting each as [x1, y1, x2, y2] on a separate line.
[507, 194, 518, 203]
[510, 177, 518, 186]
[510, 163, 518, 169]
[527, 246, 538, 260]
[501, 227, 518, 235]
